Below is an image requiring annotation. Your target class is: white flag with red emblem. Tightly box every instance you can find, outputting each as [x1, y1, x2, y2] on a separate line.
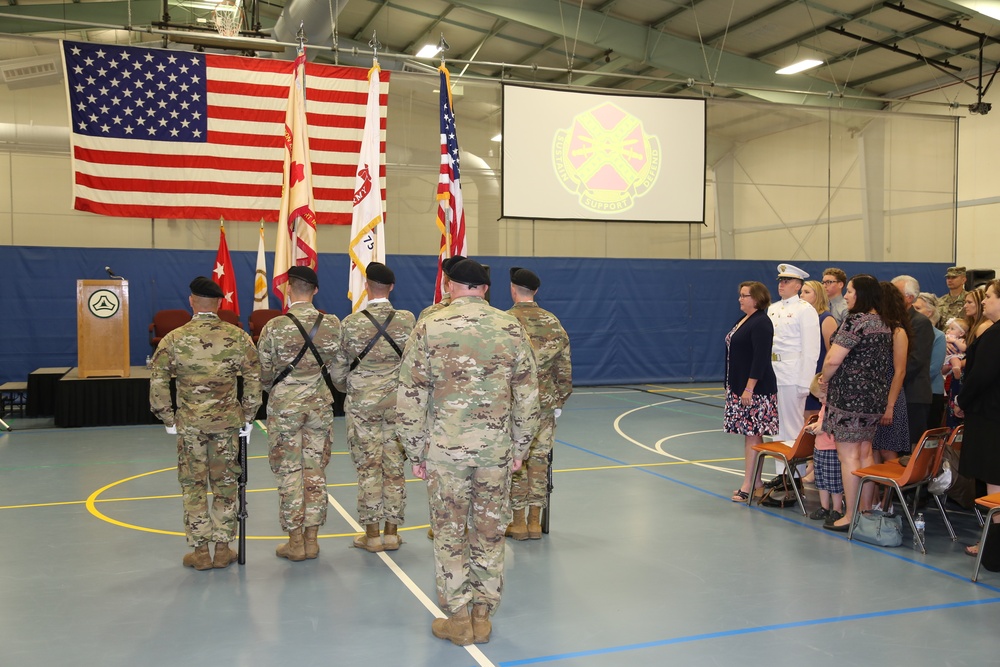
[273, 46, 318, 311]
[213, 219, 239, 316]
[433, 64, 468, 303]
[347, 62, 386, 313]
[253, 221, 268, 311]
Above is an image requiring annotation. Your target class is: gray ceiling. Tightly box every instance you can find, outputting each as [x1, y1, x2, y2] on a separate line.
[3, 0, 1000, 112]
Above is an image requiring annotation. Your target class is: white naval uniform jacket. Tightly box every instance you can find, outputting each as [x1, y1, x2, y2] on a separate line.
[767, 295, 820, 390]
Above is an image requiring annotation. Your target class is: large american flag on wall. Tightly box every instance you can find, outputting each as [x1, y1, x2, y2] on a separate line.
[61, 40, 388, 224]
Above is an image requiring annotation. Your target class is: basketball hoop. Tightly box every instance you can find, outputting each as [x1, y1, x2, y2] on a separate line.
[213, 1, 244, 38]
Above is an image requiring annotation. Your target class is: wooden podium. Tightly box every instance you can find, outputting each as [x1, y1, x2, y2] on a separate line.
[77, 279, 130, 378]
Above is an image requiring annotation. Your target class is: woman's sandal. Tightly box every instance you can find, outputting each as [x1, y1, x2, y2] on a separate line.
[731, 489, 750, 502]
[965, 543, 980, 557]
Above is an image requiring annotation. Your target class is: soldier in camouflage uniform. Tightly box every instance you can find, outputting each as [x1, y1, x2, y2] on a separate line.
[939, 266, 969, 331]
[397, 258, 540, 646]
[150, 277, 261, 571]
[257, 266, 341, 562]
[417, 255, 464, 322]
[331, 262, 415, 553]
[505, 267, 572, 540]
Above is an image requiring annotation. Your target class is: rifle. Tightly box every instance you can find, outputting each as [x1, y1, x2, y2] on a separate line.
[237, 432, 249, 565]
[541, 447, 553, 534]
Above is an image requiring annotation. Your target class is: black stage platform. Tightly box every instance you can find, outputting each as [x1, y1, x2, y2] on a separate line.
[47, 367, 344, 428]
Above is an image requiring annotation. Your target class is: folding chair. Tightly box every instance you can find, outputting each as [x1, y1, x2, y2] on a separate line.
[971, 493, 1000, 582]
[847, 427, 952, 553]
[747, 415, 817, 516]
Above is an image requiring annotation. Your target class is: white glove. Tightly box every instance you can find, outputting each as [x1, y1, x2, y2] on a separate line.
[239, 422, 253, 438]
[554, 408, 562, 421]
[165, 424, 177, 435]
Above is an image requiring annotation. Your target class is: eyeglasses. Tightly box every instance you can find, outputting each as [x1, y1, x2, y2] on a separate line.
[738, 294, 752, 299]
[821, 280, 839, 285]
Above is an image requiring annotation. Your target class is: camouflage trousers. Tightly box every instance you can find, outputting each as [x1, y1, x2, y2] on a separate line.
[267, 406, 334, 532]
[426, 461, 512, 615]
[511, 410, 555, 510]
[176, 427, 240, 547]
[346, 404, 406, 525]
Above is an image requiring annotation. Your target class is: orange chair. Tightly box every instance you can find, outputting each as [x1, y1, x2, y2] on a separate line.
[218, 309, 242, 329]
[971, 492, 1000, 582]
[149, 309, 192, 349]
[747, 415, 817, 516]
[249, 308, 282, 344]
[847, 427, 952, 553]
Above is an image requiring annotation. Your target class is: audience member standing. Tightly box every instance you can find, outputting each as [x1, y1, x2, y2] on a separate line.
[913, 293, 947, 428]
[767, 263, 820, 484]
[822, 268, 849, 325]
[149, 277, 262, 570]
[892, 275, 934, 446]
[258, 266, 341, 562]
[939, 266, 968, 330]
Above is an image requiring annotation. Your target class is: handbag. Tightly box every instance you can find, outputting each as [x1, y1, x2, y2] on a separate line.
[852, 510, 903, 547]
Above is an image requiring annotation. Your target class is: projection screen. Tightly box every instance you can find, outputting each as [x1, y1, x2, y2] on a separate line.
[501, 84, 706, 224]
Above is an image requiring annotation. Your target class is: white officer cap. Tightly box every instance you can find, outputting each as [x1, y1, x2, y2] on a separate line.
[776, 263, 809, 280]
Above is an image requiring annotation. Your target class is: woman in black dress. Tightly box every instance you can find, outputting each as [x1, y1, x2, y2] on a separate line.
[955, 279, 1000, 554]
[818, 275, 894, 531]
[724, 281, 779, 502]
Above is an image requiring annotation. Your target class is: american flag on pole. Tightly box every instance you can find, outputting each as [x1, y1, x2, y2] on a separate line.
[347, 62, 387, 313]
[61, 40, 388, 224]
[434, 64, 468, 303]
[272, 45, 317, 310]
[213, 219, 240, 316]
[253, 221, 268, 311]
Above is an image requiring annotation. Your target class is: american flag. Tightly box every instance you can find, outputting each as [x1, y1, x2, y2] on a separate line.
[433, 64, 468, 303]
[61, 40, 388, 224]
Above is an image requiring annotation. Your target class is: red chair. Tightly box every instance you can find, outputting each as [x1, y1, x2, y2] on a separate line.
[847, 427, 952, 553]
[218, 309, 242, 329]
[249, 308, 282, 344]
[149, 309, 191, 349]
[747, 415, 818, 516]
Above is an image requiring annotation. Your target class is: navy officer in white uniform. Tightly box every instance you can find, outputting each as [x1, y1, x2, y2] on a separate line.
[767, 263, 820, 480]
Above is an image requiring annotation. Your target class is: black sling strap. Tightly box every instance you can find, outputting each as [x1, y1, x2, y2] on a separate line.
[272, 313, 336, 403]
[350, 309, 402, 371]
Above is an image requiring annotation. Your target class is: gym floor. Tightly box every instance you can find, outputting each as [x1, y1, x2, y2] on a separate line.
[1, 384, 997, 666]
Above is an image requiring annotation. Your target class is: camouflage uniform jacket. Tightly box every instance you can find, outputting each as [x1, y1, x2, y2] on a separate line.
[149, 312, 262, 432]
[417, 294, 450, 322]
[330, 300, 416, 406]
[397, 296, 540, 467]
[939, 290, 968, 329]
[257, 301, 341, 411]
[508, 301, 573, 411]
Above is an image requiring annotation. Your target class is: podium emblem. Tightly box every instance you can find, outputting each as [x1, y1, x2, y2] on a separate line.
[88, 289, 120, 319]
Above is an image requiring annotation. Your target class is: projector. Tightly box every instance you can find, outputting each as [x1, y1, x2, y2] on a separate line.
[968, 102, 992, 115]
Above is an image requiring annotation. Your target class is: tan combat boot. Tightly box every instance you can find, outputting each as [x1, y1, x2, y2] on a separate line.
[527, 506, 543, 539]
[182, 544, 213, 571]
[383, 522, 401, 551]
[353, 523, 384, 553]
[213, 542, 238, 569]
[471, 604, 492, 644]
[276, 528, 306, 561]
[303, 526, 320, 559]
[432, 607, 474, 646]
[507, 508, 528, 541]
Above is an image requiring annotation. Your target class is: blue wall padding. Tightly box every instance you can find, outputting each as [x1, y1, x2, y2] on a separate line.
[0, 246, 949, 386]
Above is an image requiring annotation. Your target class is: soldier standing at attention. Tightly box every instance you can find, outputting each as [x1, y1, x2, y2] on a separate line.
[505, 267, 572, 540]
[331, 262, 416, 553]
[150, 277, 261, 571]
[417, 255, 465, 321]
[939, 266, 969, 331]
[258, 266, 341, 562]
[397, 258, 540, 646]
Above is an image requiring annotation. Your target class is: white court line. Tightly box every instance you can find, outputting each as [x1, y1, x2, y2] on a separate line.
[612, 399, 744, 478]
[257, 417, 495, 665]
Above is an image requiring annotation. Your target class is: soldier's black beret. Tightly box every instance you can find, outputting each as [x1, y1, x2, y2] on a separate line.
[366, 261, 395, 285]
[288, 265, 319, 287]
[190, 276, 224, 299]
[510, 267, 541, 291]
[441, 255, 466, 278]
[448, 258, 490, 287]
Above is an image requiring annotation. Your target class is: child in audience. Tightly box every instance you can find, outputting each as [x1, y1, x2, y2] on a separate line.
[806, 377, 844, 524]
[943, 317, 968, 427]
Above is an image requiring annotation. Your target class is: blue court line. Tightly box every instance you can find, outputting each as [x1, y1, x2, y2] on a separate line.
[555, 437, 1000, 594]
[497, 596, 1000, 666]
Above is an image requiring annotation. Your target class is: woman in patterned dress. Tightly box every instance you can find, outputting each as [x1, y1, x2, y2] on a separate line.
[818, 275, 894, 532]
[724, 281, 779, 502]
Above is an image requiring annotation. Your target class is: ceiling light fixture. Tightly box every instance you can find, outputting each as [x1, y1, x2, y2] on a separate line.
[416, 44, 441, 59]
[491, 134, 502, 142]
[776, 59, 823, 75]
